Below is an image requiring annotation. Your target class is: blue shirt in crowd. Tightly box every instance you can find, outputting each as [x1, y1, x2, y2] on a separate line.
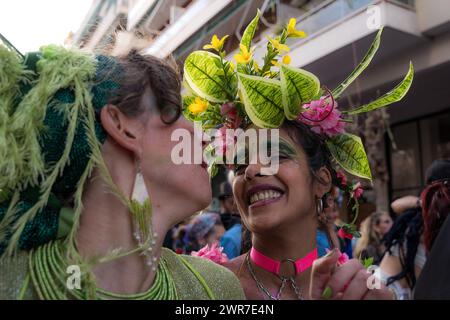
[221, 223, 242, 259]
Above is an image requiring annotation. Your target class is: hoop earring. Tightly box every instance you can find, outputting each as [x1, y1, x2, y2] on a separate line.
[316, 198, 324, 215]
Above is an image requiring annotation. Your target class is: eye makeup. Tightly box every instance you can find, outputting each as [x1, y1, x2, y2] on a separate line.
[232, 137, 299, 175]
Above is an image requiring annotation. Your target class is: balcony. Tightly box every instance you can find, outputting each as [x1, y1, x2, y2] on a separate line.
[243, 0, 422, 90]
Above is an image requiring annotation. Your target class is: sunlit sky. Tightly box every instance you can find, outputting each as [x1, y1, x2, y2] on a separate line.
[0, 0, 93, 53]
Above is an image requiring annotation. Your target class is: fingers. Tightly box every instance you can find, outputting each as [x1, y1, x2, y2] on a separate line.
[322, 259, 365, 299]
[309, 248, 340, 299]
[363, 283, 394, 300]
[341, 268, 370, 300]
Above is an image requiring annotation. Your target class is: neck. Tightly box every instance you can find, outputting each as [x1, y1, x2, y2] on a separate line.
[75, 168, 170, 295]
[252, 216, 317, 262]
[252, 214, 317, 284]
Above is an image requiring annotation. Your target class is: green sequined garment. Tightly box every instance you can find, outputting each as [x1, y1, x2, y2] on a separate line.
[0, 243, 245, 300]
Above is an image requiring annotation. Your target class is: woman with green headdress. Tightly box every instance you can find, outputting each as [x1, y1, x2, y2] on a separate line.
[182, 12, 414, 300]
[0, 40, 244, 299]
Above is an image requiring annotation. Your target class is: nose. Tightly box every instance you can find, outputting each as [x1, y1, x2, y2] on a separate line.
[244, 163, 263, 181]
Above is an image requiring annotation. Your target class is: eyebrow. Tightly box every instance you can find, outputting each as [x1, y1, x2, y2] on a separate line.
[278, 138, 298, 157]
[233, 137, 298, 164]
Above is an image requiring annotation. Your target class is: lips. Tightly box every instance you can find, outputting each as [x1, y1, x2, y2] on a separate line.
[246, 184, 284, 208]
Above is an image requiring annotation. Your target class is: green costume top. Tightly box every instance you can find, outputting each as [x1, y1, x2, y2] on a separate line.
[0, 41, 244, 300]
[0, 242, 244, 300]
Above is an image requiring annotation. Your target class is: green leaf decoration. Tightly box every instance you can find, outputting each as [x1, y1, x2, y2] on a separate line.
[326, 133, 372, 180]
[184, 50, 237, 103]
[362, 257, 374, 269]
[237, 10, 260, 74]
[237, 73, 285, 128]
[332, 28, 383, 99]
[280, 64, 321, 120]
[240, 9, 260, 51]
[345, 62, 414, 115]
[182, 95, 196, 109]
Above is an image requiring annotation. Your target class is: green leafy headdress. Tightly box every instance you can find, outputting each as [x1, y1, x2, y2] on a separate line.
[0, 42, 125, 257]
[182, 11, 414, 237]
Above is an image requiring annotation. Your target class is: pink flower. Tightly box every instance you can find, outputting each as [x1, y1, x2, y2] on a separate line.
[221, 103, 242, 129]
[191, 242, 229, 265]
[338, 227, 354, 240]
[352, 182, 364, 199]
[298, 96, 345, 137]
[326, 249, 349, 266]
[336, 171, 347, 187]
[214, 126, 236, 157]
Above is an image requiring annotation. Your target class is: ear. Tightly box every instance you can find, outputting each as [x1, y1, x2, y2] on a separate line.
[100, 104, 144, 158]
[313, 166, 332, 198]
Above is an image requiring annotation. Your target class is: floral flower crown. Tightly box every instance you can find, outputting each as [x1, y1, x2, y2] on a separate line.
[182, 10, 414, 238]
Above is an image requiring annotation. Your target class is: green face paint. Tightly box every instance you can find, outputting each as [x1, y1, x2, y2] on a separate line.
[232, 136, 299, 175]
[277, 137, 298, 161]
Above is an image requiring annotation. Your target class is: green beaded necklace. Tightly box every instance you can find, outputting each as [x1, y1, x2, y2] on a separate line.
[28, 239, 179, 300]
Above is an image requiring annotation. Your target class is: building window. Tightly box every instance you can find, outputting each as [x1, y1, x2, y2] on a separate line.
[389, 110, 450, 200]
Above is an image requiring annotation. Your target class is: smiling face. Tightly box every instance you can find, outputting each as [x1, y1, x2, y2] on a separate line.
[232, 126, 331, 235]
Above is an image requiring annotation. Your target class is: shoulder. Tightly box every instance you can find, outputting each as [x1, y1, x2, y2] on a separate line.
[222, 254, 246, 275]
[162, 248, 245, 300]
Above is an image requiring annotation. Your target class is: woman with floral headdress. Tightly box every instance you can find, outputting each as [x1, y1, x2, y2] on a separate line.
[182, 12, 414, 299]
[0, 40, 244, 299]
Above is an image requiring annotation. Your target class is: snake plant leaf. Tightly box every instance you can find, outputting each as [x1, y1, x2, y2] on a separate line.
[332, 27, 383, 99]
[184, 50, 237, 103]
[237, 10, 260, 73]
[345, 62, 414, 115]
[280, 64, 321, 120]
[237, 73, 284, 128]
[326, 133, 372, 180]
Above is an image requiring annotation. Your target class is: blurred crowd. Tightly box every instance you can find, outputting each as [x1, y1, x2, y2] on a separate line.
[163, 159, 450, 299]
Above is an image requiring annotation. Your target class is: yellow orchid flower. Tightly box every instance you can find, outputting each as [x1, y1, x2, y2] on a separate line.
[267, 36, 290, 53]
[203, 34, 229, 52]
[271, 55, 291, 67]
[188, 97, 208, 115]
[286, 18, 307, 38]
[234, 44, 253, 64]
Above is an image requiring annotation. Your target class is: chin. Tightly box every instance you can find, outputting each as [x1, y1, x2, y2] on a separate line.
[242, 208, 275, 232]
[190, 184, 212, 212]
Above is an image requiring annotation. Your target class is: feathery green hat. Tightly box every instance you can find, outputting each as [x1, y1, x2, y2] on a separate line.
[0, 43, 122, 257]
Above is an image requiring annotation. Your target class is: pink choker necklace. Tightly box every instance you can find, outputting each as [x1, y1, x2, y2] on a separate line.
[249, 247, 318, 276]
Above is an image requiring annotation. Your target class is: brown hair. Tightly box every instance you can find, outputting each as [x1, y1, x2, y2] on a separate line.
[354, 211, 387, 260]
[109, 50, 182, 123]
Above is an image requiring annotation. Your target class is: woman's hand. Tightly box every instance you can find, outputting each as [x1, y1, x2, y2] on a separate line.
[310, 248, 393, 300]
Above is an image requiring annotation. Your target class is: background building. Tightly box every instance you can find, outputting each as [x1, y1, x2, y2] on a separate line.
[74, 0, 450, 219]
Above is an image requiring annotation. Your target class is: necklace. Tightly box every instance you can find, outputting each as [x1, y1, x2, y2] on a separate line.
[250, 246, 317, 275]
[246, 254, 303, 300]
[28, 239, 179, 300]
[246, 247, 317, 300]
